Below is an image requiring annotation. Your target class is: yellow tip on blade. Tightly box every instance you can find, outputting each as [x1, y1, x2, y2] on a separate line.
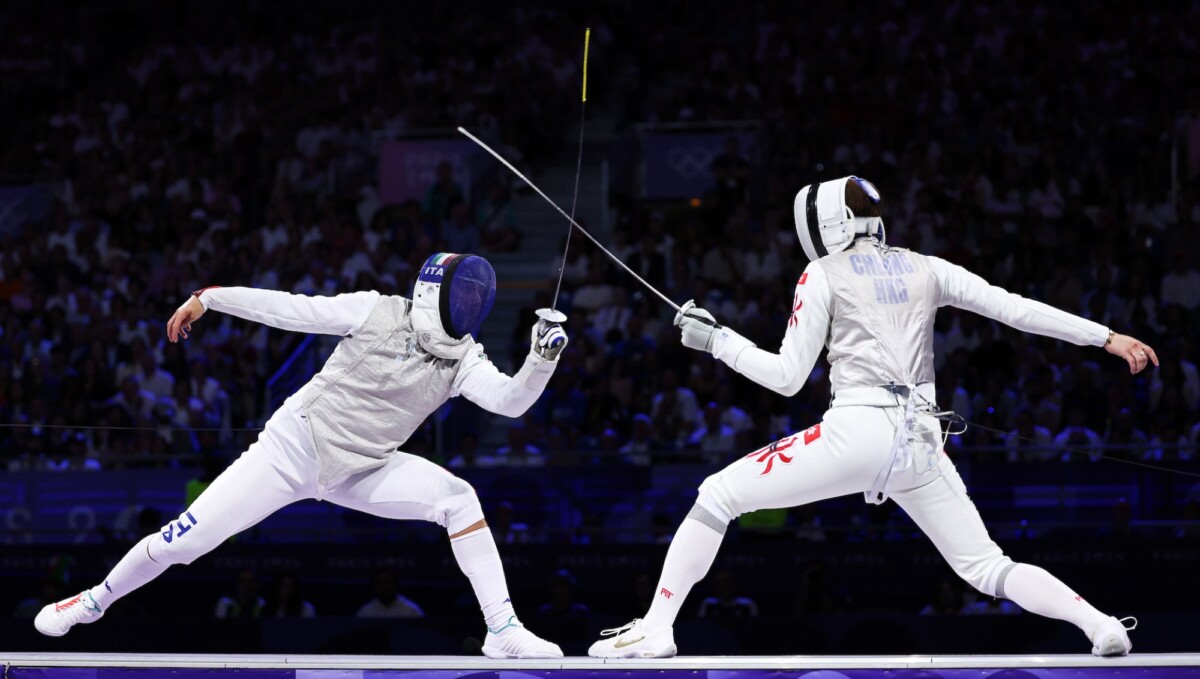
[582, 28, 591, 103]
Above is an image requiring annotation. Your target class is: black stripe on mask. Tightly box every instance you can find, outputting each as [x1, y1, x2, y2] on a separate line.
[439, 255, 466, 340]
[805, 182, 827, 258]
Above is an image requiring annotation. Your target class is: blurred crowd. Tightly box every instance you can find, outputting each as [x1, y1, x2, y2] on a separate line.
[0, 3, 589, 470]
[527, 0, 1200, 467]
[1, 0, 1199, 478]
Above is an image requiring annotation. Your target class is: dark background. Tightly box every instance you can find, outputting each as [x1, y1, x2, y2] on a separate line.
[1, 0, 1199, 655]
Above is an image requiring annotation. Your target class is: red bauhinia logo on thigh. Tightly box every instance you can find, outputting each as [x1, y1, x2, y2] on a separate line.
[803, 424, 821, 445]
[746, 436, 798, 476]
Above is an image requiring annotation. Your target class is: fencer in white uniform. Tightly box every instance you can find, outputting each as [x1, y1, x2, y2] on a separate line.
[590, 177, 1159, 658]
[36, 252, 569, 659]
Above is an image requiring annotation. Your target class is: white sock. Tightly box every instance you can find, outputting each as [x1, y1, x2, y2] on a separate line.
[643, 517, 725, 632]
[90, 535, 169, 609]
[451, 528, 516, 630]
[1003, 563, 1110, 636]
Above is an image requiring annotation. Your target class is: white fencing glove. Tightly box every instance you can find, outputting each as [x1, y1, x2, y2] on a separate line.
[532, 318, 568, 361]
[674, 299, 721, 353]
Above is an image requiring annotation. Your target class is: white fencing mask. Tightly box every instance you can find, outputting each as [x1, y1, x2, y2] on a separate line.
[794, 176, 885, 261]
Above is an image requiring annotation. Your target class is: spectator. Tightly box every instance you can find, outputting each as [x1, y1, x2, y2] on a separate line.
[489, 500, 532, 544]
[590, 287, 633, 340]
[791, 562, 848, 616]
[550, 237, 589, 289]
[700, 240, 739, 288]
[793, 505, 826, 543]
[714, 384, 753, 433]
[357, 571, 424, 619]
[717, 282, 760, 327]
[1160, 254, 1200, 311]
[443, 203, 479, 255]
[1005, 408, 1055, 462]
[135, 345, 176, 402]
[627, 235, 668, 292]
[710, 136, 750, 214]
[447, 433, 497, 469]
[477, 183, 521, 252]
[264, 573, 316, 618]
[1148, 344, 1200, 413]
[1055, 406, 1105, 462]
[688, 402, 738, 460]
[698, 570, 758, 620]
[1105, 408, 1150, 455]
[619, 413, 659, 465]
[742, 231, 782, 287]
[536, 569, 590, 624]
[571, 259, 616, 313]
[919, 579, 965, 616]
[651, 371, 700, 442]
[108, 376, 158, 425]
[495, 423, 544, 467]
[423, 162, 464, 224]
[1145, 423, 1190, 462]
[215, 570, 265, 619]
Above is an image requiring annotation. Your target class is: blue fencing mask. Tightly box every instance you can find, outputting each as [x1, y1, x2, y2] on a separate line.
[411, 253, 496, 359]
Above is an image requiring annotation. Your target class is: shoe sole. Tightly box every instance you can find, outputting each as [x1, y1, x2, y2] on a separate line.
[481, 645, 563, 659]
[35, 609, 103, 638]
[1094, 635, 1131, 657]
[34, 621, 67, 637]
[589, 644, 678, 659]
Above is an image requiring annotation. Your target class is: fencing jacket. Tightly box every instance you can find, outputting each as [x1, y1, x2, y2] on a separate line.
[711, 237, 1109, 402]
[709, 238, 1110, 500]
[197, 287, 558, 487]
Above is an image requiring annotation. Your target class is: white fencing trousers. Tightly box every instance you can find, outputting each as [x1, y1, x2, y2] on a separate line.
[147, 403, 484, 567]
[696, 405, 1016, 598]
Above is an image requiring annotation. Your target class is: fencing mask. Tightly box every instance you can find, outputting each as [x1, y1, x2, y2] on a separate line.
[794, 176, 885, 262]
[411, 253, 497, 359]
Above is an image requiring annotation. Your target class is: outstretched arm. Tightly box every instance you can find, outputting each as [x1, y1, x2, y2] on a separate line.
[928, 257, 1158, 374]
[167, 287, 380, 342]
[453, 317, 567, 417]
[676, 262, 833, 396]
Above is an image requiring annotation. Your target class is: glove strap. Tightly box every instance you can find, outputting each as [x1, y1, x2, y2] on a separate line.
[711, 326, 755, 364]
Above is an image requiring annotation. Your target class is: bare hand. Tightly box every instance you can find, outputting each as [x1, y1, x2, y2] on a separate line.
[1105, 333, 1159, 374]
[167, 296, 206, 342]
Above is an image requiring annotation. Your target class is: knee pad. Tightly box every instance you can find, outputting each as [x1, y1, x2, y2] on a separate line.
[956, 552, 1016, 598]
[146, 510, 213, 566]
[686, 503, 729, 535]
[697, 475, 739, 524]
[436, 475, 484, 535]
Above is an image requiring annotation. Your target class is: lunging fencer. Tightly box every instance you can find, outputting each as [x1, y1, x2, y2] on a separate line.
[590, 177, 1157, 658]
[36, 252, 569, 659]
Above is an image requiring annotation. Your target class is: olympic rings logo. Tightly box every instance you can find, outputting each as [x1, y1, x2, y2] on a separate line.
[665, 146, 718, 178]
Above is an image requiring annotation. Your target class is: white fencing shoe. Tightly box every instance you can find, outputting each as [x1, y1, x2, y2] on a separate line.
[481, 616, 563, 659]
[1091, 616, 1136, 656]
[588, 619, 677, 658]
[34, 590, 104, 637]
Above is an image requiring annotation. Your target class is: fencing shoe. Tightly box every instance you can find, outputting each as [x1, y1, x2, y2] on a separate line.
[1091, 616, 1136, 656]
[35, 590, 104, 637]
[589, 618, 677, 658]
[481, 616, 563, 659]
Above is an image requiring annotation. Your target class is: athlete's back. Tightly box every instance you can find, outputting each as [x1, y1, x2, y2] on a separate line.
[817, 238, 938, 393]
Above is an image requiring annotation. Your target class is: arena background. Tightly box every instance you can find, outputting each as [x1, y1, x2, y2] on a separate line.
[1, 0, 1199, 657]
